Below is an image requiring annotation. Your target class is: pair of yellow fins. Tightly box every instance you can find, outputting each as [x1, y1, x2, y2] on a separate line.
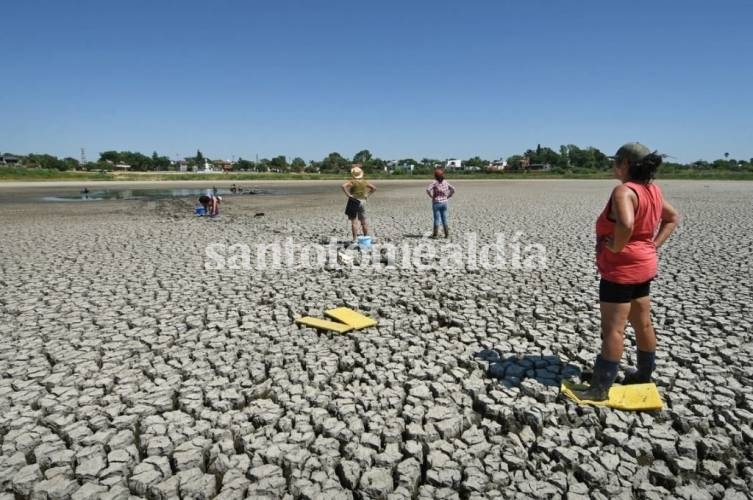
[296, 307, 377, 333]
[299, 309, 661, 411]
[560, 380, 663, 411]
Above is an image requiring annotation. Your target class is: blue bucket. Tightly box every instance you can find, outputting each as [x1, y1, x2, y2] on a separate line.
[195, 206, 206, 216]
[357, 235, 372, 248]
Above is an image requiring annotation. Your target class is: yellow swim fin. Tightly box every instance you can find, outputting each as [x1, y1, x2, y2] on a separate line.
[324, 307, 378, 330]
[295, 317, 353, 333]
[561, 380, 663, 411]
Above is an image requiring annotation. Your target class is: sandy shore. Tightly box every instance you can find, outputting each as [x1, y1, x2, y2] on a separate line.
[1, 180, 751, 498]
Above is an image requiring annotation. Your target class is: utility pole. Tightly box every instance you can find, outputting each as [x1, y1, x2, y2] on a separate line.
[80, 148, 87, 166]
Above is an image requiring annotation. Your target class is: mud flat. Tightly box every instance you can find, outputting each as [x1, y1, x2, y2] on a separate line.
[1, 180, 751, 499]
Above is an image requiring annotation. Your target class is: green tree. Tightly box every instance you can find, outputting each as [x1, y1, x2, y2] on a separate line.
[257, 158, 271, 172]
[119, 151, 151, 171]
[353, 149, 372, 164]
[506, 155, 525, 170]
[270, 155, 288, 171]
[592, 148, 609, 169]
[62, 157, 80, 171]
[421, 158, 441, 167]
[365, 157, 386, 173]
[464, 156, 486, 168]
[321, 152, 350, 172]
[564, 145, 607, 169]
[99, 151, 121, 163]
[235, 158, 255, 171]
[151, 151, 171, 170]
[398, 158, 418, 167]
[27, 154, 64, 170]
[525, 146, 561, 167]
[566, 145, 587, 168]
[291, 157, 306, 172]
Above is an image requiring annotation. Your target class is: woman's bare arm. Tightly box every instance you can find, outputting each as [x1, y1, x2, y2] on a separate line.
[654, 199, 680, 249]
[607, 185, 636, 253]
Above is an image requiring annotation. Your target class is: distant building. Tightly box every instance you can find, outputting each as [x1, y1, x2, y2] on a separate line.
[446, 159, 462, 169]
[214, 160, 233, 172]
[386, 160, 414, 173]
[200, 160, 215, 173]
[487, 159, 508, 172]
[1, 154, 20, 165]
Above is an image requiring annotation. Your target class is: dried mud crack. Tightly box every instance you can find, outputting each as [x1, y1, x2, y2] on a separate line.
[0, 180, 751, 499]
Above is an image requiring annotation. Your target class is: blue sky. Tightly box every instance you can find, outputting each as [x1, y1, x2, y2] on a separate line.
[1, 0, 752, 163]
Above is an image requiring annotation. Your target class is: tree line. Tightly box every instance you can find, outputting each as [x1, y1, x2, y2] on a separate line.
[3, 146, 752, 173]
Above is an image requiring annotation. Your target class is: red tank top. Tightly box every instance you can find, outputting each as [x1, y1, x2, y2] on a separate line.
[596, 182, 663, 284]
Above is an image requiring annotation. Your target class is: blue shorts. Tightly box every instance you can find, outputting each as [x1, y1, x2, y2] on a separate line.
[432, 202, 448, 226]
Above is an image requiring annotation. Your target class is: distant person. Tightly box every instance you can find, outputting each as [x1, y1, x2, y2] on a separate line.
[426, 168, 455, 238]
[341, 166, 376, 241]
[573, 143, 680, 402]
[230, 183, 238, 194]
[198, 194, 222, 217]
[81, 187, 90, 199]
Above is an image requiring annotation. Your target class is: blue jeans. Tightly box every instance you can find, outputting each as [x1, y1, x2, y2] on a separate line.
[432, 202, 448, 226]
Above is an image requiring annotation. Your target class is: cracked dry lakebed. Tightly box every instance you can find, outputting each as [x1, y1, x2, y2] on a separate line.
[0, 179, 751, 499]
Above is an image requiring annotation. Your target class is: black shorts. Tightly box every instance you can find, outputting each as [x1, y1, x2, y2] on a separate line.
[599, 278, 651, 303]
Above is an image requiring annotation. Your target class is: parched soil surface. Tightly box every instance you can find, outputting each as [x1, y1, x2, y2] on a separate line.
[1, 180, 751, 499]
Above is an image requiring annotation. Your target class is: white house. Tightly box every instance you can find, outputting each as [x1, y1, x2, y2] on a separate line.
[195, 159, 216, 173]
[487, 159, 508, 172]
[446, 159, 462, 169]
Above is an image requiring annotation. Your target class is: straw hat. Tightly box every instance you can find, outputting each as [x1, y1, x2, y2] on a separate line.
[351, 166, 364, 179]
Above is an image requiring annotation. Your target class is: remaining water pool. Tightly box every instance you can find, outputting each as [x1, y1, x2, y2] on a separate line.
[40, 187, 278, 202]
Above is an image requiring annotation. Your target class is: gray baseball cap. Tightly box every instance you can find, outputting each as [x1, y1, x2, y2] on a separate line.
[611, 142, 651, 162]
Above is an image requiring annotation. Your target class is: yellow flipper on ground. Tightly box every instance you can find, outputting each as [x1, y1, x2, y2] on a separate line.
[561, 380, 663, 411]
[324, 307, 378, 330]
[295, 317, 353, 333]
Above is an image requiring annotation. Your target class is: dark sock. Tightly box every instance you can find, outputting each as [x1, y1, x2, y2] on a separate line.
[572, 355, 620, 401]
[636, 350, 656, 378]
[593, 355, 619, 387]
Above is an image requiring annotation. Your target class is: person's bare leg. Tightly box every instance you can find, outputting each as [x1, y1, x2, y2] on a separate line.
[361, 218, 369, 236]
[573, 301, 630, 401]
[600, 301, 631, 362]
[624, 295, 657, 383]
[628, 295, 656, 352]
[350, 219, 358, 240]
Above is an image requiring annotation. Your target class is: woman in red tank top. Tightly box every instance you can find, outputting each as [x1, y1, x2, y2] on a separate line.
[573, 143, 680, 402]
